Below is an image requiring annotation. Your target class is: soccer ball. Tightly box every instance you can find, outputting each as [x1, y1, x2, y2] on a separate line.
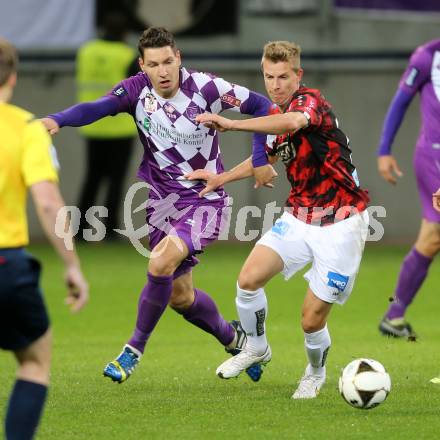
[338, 358, 391, 409]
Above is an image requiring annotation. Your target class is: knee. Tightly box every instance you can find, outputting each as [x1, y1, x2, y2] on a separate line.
[416, 229, 440, 257]
[148, 255, 177, 276]
[238, 268, 263, 292]
[423, 238, 440, 256]
[14, 329, 52, 385]
[301, 312, 326, 334]
[16, 337, 52, 386]
[17, 360, 50, 385]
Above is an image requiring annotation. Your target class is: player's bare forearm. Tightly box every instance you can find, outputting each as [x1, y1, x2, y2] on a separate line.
[31, 181, 89, 311]
[224, 157, 278, 190]
[186, 157, 256, 197]
[230, 112, 301, 134]
[30, 181, 80, 268]
[186, 157, 276, 197]
[221, 157, 254, 184]
[196, 112, 308, 135]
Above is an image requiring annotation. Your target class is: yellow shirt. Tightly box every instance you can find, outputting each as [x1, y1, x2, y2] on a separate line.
[0, 102, 58, 248]
[76, 39, 137, 138]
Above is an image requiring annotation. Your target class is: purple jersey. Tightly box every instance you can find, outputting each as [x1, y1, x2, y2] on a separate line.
[108, 68, 270, 202]
[378, 39, 440, 223]
[398, 39, 440, 154]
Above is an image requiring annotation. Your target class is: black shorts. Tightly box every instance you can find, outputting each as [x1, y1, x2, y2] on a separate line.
[0, 248, 50, 351]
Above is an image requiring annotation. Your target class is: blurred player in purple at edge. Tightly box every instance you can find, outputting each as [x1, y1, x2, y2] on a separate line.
[376, 39, 440, 340]
[430, 188, 440, 383]
[40, 27, 277, 383]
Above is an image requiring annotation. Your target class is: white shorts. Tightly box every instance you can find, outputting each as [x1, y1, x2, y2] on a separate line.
[256, 210, 369, 305]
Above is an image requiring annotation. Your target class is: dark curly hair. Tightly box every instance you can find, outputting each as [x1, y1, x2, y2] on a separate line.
[138, 27, 177, 57]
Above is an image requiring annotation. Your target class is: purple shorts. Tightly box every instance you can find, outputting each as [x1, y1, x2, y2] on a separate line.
[146, 196, 230, 279]
[414, 149, 440, 223]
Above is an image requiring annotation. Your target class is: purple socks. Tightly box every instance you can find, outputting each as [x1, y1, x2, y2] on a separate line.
[182, 288, 235, 346]
[128, 275, 234, 353]
[386, 248, 433, 320]
[128, 273, 173, 353]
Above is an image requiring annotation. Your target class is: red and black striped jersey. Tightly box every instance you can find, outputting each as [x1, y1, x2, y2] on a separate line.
[266, 86, 369, 226]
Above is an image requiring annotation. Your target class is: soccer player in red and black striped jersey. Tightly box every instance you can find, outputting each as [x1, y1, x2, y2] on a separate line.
[188, 41, 370, 399]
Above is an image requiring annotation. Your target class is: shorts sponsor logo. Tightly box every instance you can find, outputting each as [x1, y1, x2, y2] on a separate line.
[220, 94, 241, 107]
[327, 271, 349, 293]
[271, 220, 289, 236]
[405, 67, 419, 87]
[113, 86, 128, 97]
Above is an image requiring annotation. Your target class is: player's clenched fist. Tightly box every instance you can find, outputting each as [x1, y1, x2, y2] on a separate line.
[40, 117, 60, 135]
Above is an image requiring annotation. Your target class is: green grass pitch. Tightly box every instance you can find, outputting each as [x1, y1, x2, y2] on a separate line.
[1, 243, 439, 439]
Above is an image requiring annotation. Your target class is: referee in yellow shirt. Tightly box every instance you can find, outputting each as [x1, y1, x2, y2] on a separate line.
[0, 39, 89, 440]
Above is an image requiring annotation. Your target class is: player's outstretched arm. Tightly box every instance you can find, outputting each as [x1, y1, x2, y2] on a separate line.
[30, 181, 89, 312]
[433, 188, 440, 213]
[377, 155, 404, 185]
[196, 112, 294, 189]
[196, 111, 307, 135]
[195, 113, 234, 132]
[41, 97, 120, 132]
[185, 157, 277, 197]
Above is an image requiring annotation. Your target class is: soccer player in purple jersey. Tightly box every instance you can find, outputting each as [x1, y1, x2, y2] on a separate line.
[41, 27, 276, 383]
[377, 39, 440, 339]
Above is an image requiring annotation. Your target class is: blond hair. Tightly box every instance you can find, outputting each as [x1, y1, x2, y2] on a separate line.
[262, 41, 301, 71]
[0, 38, 17, 87]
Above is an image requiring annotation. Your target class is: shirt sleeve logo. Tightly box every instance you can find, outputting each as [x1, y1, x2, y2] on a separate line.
[220, 93, 241, 107]
[112, 86, 128, 97]
[405, 67, 419, 87]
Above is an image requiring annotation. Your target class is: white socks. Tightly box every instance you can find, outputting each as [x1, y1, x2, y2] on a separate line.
[236, 283, 330, 372]
[236, 284, 268, 354]
[304, 325, 331, 376]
